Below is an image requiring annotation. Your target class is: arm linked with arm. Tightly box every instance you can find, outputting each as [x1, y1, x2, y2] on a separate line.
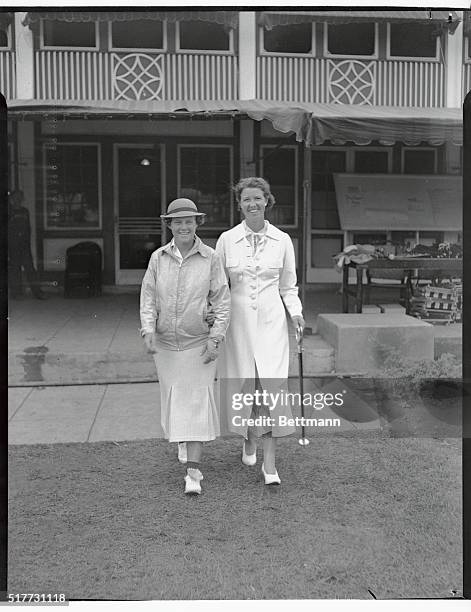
[207, 252, 231, 341]
[139, 254, 158, 336]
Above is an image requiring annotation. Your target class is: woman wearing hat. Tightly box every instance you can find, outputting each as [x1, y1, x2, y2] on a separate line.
[140, 198, 230, 495]
[215, 177, 304, 485]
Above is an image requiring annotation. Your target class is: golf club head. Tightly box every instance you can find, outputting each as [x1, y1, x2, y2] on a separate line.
[298, 437, 310, 446]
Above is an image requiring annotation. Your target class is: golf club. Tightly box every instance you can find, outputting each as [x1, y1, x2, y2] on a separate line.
[295, 324, 310, 446]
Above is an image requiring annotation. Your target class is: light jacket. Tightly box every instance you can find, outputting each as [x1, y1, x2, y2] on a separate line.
[140, 236, 230, 351]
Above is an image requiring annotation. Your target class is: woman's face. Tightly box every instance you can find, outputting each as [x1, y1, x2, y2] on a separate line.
[239, 187, 267, 223]
[169, 216, 197, 247]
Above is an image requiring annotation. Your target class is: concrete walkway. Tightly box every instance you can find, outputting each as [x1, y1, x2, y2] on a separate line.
[8, 288, 343, 386]
[9, 286, 460, 445]
[8, 380, 382, 445]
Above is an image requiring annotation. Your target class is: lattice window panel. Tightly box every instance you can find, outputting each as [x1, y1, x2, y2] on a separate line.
[112, 53, 164, 100]
[328, 60, 376, 105]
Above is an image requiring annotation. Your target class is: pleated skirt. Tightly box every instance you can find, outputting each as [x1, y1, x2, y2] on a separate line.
[153, 345, 219, 443]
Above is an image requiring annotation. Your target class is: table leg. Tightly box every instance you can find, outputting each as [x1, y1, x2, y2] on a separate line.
[342, 265, 349, 312]
[355, 267, 363, 313]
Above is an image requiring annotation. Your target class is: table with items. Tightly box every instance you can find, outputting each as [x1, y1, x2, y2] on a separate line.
[341, 257, 462, 322]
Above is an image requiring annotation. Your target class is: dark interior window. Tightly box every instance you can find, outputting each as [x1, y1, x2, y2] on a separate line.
[43, 21, 96, 47]
[403, 149, 436, 174]
[112, 20, 164, 49]
[311, 150, 346, 229]
[45, 144, 100, 228]
[261, 147, 296, 225]
[389, 23, 438, 58]
[179, 147, 231, 226]
[354, 151, 389, 173]
[327, 22, 375, 56]
[264, 24, 312, 54]
[179, 21, 230, 51]
[0, 27, 8, 47]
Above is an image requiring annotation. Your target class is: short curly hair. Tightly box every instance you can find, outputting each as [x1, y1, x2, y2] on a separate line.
[233, 177, 275, 210]
[164, 216, 205, 228]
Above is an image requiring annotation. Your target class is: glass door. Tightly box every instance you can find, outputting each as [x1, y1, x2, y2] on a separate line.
[114, 144, 165, 284]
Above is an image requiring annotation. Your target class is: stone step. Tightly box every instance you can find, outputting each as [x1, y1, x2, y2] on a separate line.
[9, 333, 336, 386]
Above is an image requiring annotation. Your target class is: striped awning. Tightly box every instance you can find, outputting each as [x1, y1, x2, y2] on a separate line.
[7, 99, 463, 147]
[23, 10, 239, 29]
[259, 10, 460, 32]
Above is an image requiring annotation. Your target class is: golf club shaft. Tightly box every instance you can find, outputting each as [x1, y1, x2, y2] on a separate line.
[299, 352, 306, 440]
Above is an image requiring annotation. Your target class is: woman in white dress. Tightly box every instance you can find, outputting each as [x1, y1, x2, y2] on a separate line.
[140, 198, 230, 495]
[216, 177, 305, 485]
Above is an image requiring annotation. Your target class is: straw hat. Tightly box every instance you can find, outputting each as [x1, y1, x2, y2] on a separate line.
[160, 198, 205, 219]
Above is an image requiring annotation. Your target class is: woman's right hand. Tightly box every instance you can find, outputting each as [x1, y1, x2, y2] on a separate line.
[143, 332, 157, 354]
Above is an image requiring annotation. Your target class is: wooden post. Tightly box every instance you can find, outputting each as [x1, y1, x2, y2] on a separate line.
[301, 146, 311, 310]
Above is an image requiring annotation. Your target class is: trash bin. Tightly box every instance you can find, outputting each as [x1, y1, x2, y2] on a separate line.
[64, 241, 102, 298]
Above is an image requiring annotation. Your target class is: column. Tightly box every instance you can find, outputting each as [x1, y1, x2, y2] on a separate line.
[16, 122, 38, 264]
[238, 12, 256, 100]
[446, 11, 463, 108]
[15, 12, 35, 99]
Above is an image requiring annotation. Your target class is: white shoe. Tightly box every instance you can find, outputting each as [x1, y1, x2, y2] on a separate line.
[178, 442, 187, 464]
[242, 440, 257, 466]
[261, 463, 281, 485]
[184, 468, 203, 495]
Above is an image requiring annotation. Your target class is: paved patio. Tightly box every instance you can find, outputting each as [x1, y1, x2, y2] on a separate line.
[8, 285, 460, 445]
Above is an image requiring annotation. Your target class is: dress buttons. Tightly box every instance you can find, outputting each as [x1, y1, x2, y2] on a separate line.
[251, 304, 257, 310]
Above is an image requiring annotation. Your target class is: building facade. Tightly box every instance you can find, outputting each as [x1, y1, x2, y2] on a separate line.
[2, 10, 467, 286]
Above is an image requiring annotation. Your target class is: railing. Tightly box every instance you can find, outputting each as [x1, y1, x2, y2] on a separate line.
[34, 50, 238, 100]
[0, 50, 16, 99]
[463, 63, 471, 101]
[257, 56, 446, 107]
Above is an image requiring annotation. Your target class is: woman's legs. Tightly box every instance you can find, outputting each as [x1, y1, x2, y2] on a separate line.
[184, 441, 203, 495]
[244, 426, 257, 455]
[262, 433, 276, 474]
[186, 441, 203, 464]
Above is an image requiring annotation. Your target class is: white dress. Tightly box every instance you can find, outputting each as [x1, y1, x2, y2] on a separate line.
[215, 221, 303, 438]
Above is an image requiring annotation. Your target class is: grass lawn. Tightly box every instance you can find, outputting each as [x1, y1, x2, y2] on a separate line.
[8, 434, 461, 601]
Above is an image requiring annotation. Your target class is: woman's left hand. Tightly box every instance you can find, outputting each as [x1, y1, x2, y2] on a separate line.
[200, 338, 219, 363]
[292, 315, 305, 333]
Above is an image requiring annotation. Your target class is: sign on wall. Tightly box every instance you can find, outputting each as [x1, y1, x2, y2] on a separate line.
[333, 174, 462, 231]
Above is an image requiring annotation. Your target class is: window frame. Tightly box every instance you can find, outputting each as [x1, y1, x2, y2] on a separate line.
[386, 22, 441, 62]
[259, 144, 299, 229]
[401, 146, 438, 174]
[43, 141, 103, 231]
[310, 146, 349, 232]
[0, 23, 11, 49]
[175, 20, 234, 55]
[323, 22, 379, 60]
[464, 35, 471, 63]
[353, 146, 393, 174]
[310, 145, 393, 233]
[40, 19, 99, 51]
[259, 22, 316, 57]
[108, 19, 167, 53]
[177, 143, 234, 230]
